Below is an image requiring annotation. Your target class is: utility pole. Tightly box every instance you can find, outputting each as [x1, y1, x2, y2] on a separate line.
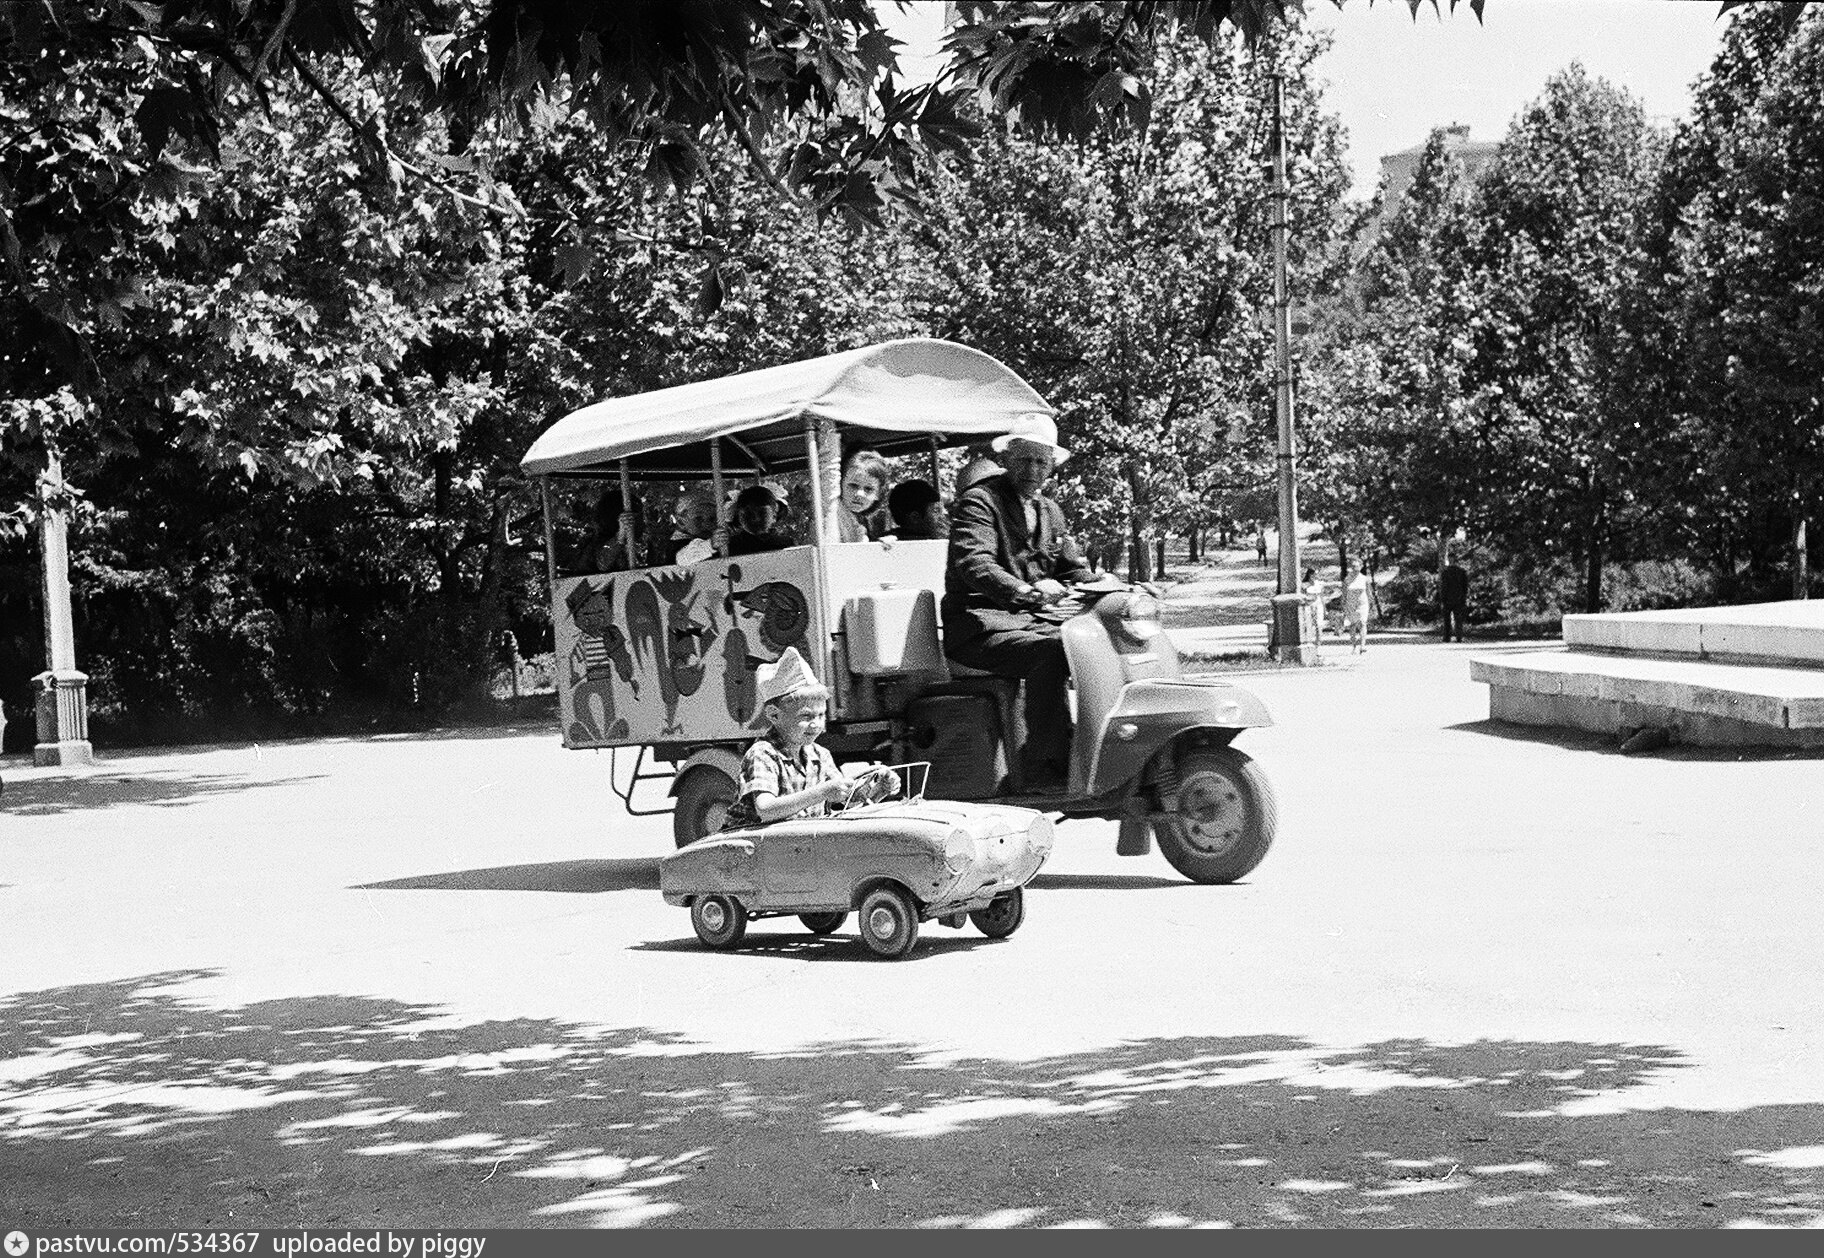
[1268, 69, 1315, 665]
[34, 451, 94, 766]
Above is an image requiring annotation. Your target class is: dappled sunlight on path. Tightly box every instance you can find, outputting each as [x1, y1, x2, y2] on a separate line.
[5, 973, 1823, 1228]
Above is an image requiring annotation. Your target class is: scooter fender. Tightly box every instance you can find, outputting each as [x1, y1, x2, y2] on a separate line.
[1083, 678, 1275, 798]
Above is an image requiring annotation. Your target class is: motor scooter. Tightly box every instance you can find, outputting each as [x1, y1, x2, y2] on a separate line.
[909, 573, 1277, 885]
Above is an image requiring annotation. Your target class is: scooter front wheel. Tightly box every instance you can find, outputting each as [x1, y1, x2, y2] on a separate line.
[1153, 747, 1277, 885]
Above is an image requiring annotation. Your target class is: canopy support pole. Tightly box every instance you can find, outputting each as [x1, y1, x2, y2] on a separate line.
[817, 415, 842, 543]
[805, 418, 826, 543]
[539, 478, 558, 590]
[618, 459, 634, 565]
[927, 437, 940, 487]
[710, 438, 726, 557]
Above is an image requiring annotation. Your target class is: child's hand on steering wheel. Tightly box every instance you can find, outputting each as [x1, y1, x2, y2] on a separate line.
[845, 767, 899, 807]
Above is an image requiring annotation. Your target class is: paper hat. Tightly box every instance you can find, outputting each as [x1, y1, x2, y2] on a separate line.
[991, 415, 1070, 465]
[755, 646, 828, 708]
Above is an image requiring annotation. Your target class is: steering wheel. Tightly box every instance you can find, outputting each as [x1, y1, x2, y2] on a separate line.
[839, 768, 899, 810]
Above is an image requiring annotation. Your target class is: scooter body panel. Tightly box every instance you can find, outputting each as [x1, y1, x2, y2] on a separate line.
[1083, 677, 1274, 797]
[1060, 590, 1274, 801]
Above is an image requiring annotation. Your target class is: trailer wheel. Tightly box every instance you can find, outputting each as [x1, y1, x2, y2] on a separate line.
[858, 887, 919, 959]
[969, 887, 1025, 939]
[691, 895, 748, 949]
[1153, 747, 1277, 885]
[799, 911, 846, 935]
[673, 763, 738, 848]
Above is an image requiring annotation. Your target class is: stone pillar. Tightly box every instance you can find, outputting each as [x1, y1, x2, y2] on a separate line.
[34, 668, 93, 766]
[1270, 592, 1317, 666]
[36, 453, 95, 767]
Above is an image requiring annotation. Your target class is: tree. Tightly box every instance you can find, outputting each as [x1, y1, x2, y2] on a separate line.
[1666, 3, 1824, 597]
[920, 21, 1351, 580]
[1459, 65, 1665, 612]
[1298, 128, 1475, 574]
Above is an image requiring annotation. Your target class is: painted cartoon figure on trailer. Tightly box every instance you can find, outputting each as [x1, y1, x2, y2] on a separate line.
[565, 579, 637, 743]
[627, 570, 720, 735]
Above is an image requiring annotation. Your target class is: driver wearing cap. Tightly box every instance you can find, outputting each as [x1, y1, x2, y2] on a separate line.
[942, 420, 1094, 795]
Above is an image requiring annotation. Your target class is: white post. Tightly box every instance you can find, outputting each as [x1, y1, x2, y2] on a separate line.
[1268, 70, 1314, 666]
[709, 439, 727, 557]
[35, 451, 95, 766]
[816, 416, 842, 543]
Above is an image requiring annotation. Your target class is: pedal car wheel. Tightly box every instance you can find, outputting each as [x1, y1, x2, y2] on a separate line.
[1153, 747, 1277, 885]
[799, 911, 846, 936]
[673, 764, 738, 849]
[858, 887, 919, 959]
[968, 886, 1025, 939]
[691, 895, 748, 949]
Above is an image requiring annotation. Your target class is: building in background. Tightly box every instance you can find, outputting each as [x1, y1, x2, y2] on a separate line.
[1374, 124, 1499, 221]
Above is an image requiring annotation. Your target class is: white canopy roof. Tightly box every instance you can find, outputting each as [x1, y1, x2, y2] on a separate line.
[520, 338, 1056, 478]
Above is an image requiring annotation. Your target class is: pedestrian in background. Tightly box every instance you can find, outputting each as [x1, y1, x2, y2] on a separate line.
[1302, 566, 1328, 647]
[1440, 553, 1470, 642]
[1341, 560, 1373, 654]
[1254, 527, 1268, 568]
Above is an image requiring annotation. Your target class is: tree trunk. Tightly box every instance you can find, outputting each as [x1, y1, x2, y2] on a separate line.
[1335, 531, 1348, 583]
[1583, 534, 1604, 615]
[1188, 526, 1200, 563]
[1793, 506, 1809, 601]
[1126, 464, 1150, 584]
[1128, 515, 1150, 583]
[1583, 482, 1607, 615]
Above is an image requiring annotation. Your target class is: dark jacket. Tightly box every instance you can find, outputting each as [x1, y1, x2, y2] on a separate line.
[1440, 563, 1469, 608]
[728, 528, 793, 556]
[943, 476, 1092, 639]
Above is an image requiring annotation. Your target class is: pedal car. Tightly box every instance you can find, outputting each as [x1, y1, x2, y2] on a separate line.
[659, 766, 1053, 959]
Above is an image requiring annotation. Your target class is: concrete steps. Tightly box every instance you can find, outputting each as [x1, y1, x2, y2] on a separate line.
[1469, 600, 1824, 748]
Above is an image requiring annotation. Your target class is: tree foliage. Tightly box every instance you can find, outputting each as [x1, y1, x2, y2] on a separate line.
[922, 22, 1351, 579]
[1665, 2, 1824, 594]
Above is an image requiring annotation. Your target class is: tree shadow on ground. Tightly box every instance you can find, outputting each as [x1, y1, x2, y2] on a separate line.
[1446, 720, 1824, 763]
[4, 973, 1822, 1229]
[0, 770, 328, 817]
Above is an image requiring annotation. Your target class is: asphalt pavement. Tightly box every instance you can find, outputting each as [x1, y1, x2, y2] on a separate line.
[4, 566, 1823, 1229]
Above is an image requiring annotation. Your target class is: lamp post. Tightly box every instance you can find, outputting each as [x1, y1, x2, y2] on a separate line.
[1267, 69, 1315, 665]
[34, 450, 94, 766]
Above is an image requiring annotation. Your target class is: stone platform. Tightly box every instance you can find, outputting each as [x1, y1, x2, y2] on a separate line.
[1469, 600, 1824, 748]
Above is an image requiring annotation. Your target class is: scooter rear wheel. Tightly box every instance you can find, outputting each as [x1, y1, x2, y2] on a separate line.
[1153, 747, 1277, 884]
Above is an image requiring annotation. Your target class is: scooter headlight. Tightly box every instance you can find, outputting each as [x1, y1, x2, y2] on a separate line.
[1125, 591, 1160, 621]
[1121, 592, 1162, 639]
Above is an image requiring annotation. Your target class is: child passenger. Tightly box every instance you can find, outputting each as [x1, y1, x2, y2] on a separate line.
[726, 482, 794, 555]
[720, 648, 897, 831]
[826, 448, 891, 542]
[885, 478, 946, 540]
[665, 489, 718, 565]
